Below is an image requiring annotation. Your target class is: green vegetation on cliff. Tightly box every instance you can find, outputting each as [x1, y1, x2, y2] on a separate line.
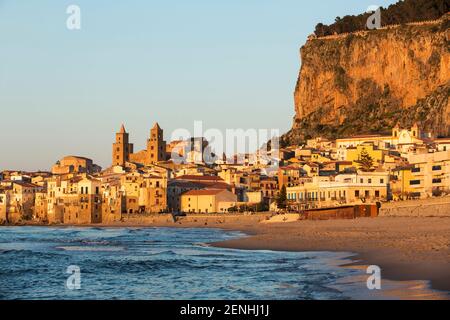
[314, 0, 449, 37]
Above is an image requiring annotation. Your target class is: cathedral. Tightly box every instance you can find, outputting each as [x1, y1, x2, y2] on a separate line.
[112, 122, 166, 167]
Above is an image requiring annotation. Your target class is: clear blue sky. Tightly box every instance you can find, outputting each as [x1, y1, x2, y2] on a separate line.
[0, 0, 397, 171]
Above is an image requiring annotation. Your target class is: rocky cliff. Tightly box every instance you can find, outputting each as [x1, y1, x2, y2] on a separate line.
[282, 15, 450, 146]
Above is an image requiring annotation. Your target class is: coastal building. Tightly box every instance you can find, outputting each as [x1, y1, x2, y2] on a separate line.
[390, 165, 419, 200]
[63, 176, 103, 224]
[100, 176, 125, 223]
[259, 177, 279, 202]
[242, 190, 263, 204]
[167, 180, 203, 212]
[167, 175, 231, 212]
[0, 187, 12, 223]
[34, 190, 48, 222]
[180, 189, 237, 214]
[286, 172, 389, 210]
[140, 174, 168, 213]
[401, 151, 450, 198]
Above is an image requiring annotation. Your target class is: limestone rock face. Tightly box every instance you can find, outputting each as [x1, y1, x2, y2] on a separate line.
[284, 16, 449, 145]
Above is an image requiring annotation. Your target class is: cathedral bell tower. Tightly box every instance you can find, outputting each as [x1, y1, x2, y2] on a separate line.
[112, 124, 133, 167]
[147, 122, 166, 164]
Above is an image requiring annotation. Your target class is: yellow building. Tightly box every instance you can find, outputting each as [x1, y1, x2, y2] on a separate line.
[63, 176, 103, 224]
[393, 150, 450, 199]
[120, 171, 143, 214]
[34, 190, 48, 222]
[0, 187, 12, 223]
[344, 143, 385, 170]
[181, 189, 237, 214]
[391, 166, 418, 200]
[140, 174, 168, 213]
[287, 172, 389, 209]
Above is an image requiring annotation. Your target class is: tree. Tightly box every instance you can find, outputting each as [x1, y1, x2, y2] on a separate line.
[277, 185, 287, 209]
[356, 149, 374, 172]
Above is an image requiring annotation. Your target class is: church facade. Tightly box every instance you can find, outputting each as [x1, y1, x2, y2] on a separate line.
[112, 123, 166, 167]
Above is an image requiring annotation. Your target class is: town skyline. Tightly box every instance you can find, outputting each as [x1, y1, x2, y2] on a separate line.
[2, 0, 450, 302]
[0, 0, 398, 171]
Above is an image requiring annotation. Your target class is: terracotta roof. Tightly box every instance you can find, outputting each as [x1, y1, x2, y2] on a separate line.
[12, 181, 42, 188]
[176, 175, 223, 182]
[183, 189, 226, 196]
[279, 166, 301, 171]
[337, 135, 384, 140]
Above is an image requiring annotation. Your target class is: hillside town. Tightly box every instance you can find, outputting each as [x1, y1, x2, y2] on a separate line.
[1, 122, 450, 225]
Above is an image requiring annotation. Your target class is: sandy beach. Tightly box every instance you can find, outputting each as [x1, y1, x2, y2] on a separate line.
[210, 217, 450, 293]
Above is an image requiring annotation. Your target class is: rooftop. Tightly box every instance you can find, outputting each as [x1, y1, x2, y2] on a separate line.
[183, 189, 226, 196]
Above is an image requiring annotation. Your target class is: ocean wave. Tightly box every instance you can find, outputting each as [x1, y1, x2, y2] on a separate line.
[93, 257, 203, 272]
[56, 246, 125, 252]
[194, 242, 211, 248]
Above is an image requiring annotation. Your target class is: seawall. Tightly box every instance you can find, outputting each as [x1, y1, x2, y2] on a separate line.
[380, 198, 450, 217]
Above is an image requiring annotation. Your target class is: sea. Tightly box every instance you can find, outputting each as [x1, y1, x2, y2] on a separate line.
[0, 226, 444, 300]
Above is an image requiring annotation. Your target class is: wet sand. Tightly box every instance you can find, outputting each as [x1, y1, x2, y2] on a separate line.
[208, 217, 450, 296]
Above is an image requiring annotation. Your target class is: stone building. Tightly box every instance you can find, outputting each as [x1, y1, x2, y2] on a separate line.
[112, 124, 134, 167]
[0, 182, 43, 223]
[113, 122, 167, 167]
[51, 156, 101, 175]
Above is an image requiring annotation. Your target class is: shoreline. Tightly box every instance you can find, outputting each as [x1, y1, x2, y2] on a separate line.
[2, 216, 450, 299]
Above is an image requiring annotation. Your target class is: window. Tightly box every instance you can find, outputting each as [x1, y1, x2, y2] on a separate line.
[360, 178, 363, 183]
[365, 191, 370, 198]
[380, 179, 384, 184]
[412, 167, 421, 173]
[375, 190, 380, 197]
[433, 178, 442, 184]
[432, 165, 442, 171]
[410, 180, 421, 185]
[368, 179, 372, 184]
